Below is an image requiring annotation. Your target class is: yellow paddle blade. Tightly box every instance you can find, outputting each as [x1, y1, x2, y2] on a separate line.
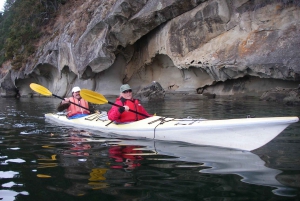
[37, 174, 52, 178]
[80, 89, 108, 105]
[30, 83, 52, 96]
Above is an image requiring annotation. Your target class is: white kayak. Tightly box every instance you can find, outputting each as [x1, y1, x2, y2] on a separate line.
[45, 113, 298, 151]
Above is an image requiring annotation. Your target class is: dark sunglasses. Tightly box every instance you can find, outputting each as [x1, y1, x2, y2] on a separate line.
[122, 89, 132, 93]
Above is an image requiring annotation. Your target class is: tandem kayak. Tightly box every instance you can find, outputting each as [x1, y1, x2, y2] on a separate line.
[45, 113, 299, 151]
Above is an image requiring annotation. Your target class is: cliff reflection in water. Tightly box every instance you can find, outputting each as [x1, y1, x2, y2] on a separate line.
[47, 130, 296, 198]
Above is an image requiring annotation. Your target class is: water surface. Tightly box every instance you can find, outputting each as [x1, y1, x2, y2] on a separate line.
[0, 97, 299, 200]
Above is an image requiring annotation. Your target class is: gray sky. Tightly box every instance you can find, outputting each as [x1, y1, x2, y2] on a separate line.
[0, 0, 5, 12]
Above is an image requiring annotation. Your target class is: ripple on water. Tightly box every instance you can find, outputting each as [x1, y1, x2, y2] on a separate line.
[0, 170, 19, 178]
[13, 123, 37, 128]
[2, 181, 23, 187]
[1, 158, 26, 165]
[0, 190, 29, 200]
[7, 147, 20, 150]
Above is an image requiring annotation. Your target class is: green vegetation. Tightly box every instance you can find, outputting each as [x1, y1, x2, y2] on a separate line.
[0, 0, 66, 70]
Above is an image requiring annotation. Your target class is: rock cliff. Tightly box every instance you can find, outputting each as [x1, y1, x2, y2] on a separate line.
[0, 0, 299, 98]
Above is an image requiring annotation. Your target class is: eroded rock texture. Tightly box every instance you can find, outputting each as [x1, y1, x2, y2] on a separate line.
[0, 0, 299, 98]
[260, 86, 300, 105]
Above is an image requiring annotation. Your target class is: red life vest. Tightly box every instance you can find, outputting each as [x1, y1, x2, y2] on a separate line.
[67, 97, 90, 117]
[119, 99, 145, 122]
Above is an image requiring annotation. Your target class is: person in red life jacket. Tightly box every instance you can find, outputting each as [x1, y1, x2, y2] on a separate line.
[108, 84, 151, 123]
[57, 86, 95, 119]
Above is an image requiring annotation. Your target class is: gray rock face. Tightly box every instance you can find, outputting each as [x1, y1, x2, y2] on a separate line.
[1, 0, 300, 98]
[135, 81, 165, 101]
[260, 87, 300, 106]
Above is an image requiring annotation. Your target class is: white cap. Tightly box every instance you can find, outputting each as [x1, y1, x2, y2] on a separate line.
[72, 86, 81, 93]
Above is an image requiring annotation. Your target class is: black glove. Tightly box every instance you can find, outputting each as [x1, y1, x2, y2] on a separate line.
[118, 107, 125, 113]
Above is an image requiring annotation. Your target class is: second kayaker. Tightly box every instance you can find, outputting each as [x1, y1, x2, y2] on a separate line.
[108, 84, 151, 123]
[57, 86, 95, 119]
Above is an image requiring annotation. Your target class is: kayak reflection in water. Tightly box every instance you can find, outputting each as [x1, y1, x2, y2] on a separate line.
[57, 86, 95, 119]
[108, 84, 151, 123]
[109, 145, 143, 171]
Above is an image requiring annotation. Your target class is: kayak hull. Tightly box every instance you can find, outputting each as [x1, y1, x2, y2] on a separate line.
[45, 113, 298, 151]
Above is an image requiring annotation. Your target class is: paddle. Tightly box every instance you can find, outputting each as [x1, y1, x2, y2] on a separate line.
[29, 83, 91, 112]
[80, 89, 150, 117]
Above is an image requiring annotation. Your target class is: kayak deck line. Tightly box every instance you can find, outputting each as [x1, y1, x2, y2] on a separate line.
[84, 112, 207, 125]
[85, 113, 108, 122]
[45, 113, 299, 151]
[148, 117, 207, 125]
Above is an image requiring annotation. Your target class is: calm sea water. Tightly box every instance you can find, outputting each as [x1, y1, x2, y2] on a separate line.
[0, 97, 299, 201]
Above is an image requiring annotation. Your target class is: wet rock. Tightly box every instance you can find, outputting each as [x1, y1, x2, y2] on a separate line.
[197, 86, 215, 99]
[135, 81, 165, 101]
[164, 91, 207, 100]
[202, 92, 216, 99]
[260, 87, 300, 105]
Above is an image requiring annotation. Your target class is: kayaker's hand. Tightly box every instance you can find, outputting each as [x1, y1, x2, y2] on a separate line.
[61, 98, 69, 104]
[124, 106, 129, 111]
[118, 107, 125, 113]
[118, 106, 129, 113]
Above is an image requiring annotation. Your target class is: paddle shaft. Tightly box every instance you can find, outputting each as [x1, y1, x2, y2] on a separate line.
[52, 94, 91, 112]
[107, 101, 150, 117]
